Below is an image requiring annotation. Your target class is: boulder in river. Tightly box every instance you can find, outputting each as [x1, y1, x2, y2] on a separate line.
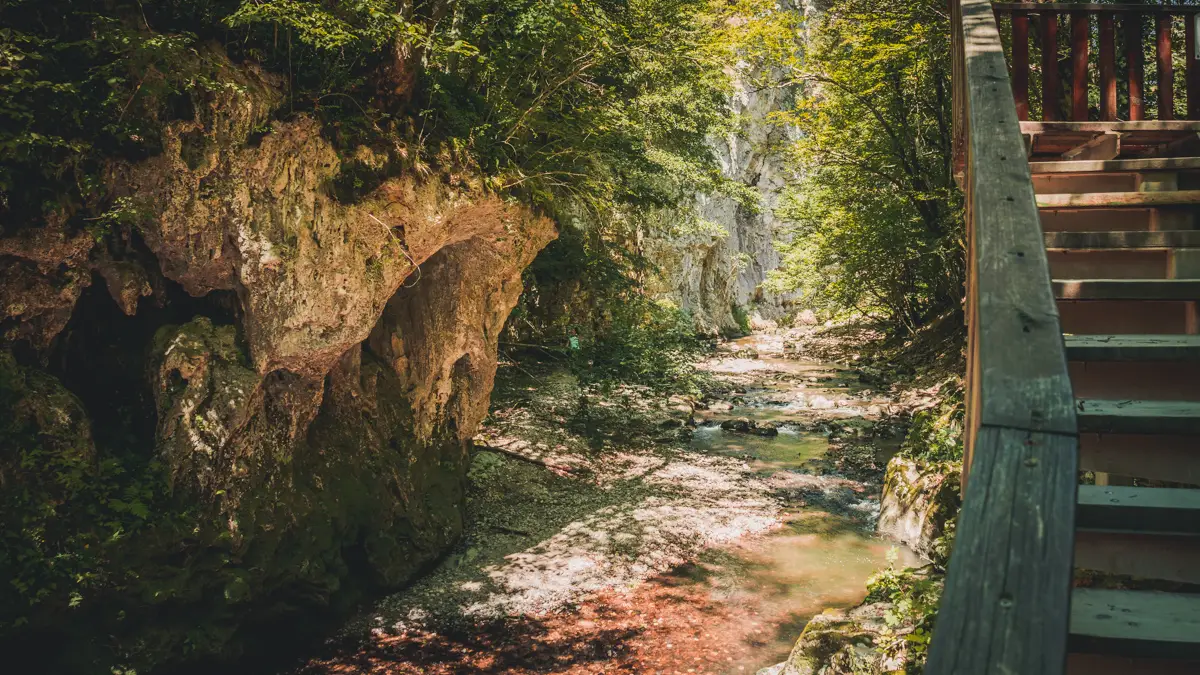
[720, 417, 755, 432]
[762, 603, 908, 675]
[719, 417, 779, 436]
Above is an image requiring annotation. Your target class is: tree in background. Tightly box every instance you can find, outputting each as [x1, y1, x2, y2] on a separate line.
[769, 0, 963, 334]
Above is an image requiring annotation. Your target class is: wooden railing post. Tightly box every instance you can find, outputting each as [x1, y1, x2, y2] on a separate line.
[1100, 12, 1118, 121]
[1158, 15, 1175, 120]
[1072, 11, 1090, 120]
[1013, 10, 1031, 120]
[1127, 13, 1145, 121]
[1043, 11, 1061, 121]
[995, 4, 1200, 122]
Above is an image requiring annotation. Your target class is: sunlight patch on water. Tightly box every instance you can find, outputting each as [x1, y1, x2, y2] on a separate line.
[691, 424, 828, 473]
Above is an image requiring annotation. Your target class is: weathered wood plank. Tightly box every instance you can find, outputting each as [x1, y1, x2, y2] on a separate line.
[1078, 485, 1200, 534]
[1062, 132, 1120, 161]
[1031, 157, 1200, 173]
[933, 3, 1080, 673]
[962, 0, 1078, 435]
[1054, 278, 1200, 300]
[926, 427, 1077, 675]
[1048, 231, 1200, 249]
[1038, 190, 1200, 208]
[1065, 333, 1200, 359]
[1076, 398, 1200, 434]
[1070, 589, 1200, 660]
[1076, 531, 1200, 585]
[1067, 654, 1200, 675]
[1081, 433, 1200, 485]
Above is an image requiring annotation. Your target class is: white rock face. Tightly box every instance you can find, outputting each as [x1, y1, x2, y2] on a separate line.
[651, 5, 804, 335]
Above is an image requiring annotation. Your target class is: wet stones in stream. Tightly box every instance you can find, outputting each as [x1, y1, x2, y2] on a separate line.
[720, 417, 779, 436]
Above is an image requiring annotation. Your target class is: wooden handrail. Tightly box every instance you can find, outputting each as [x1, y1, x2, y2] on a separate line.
[993, 3, 1200, 121]
[927, 1, 1080, 673]
[994, 3, 1200, 13]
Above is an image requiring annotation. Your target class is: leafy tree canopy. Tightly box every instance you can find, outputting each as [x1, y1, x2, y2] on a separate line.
[767, 0, 963, 332]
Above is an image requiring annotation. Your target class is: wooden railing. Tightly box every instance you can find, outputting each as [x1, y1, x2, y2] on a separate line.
[926, 1, 1080, 673]
[993, 3, 1200, 121]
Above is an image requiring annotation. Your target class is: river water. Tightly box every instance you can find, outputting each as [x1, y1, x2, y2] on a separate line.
[296, 333, 919, 674]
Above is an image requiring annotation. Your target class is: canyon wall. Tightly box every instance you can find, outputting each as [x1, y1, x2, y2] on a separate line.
[0, 51, 554, 673]
[650, 5, 804, 335]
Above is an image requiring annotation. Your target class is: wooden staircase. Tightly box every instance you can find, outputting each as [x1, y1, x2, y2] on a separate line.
[929, 3, 1200, 674]
[1031, 146, 1200, 672]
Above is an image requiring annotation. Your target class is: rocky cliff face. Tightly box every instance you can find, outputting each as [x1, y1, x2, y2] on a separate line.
[0, 50, 554, 672]
[652, 74, 795, 335]
[650, 7, 802, 335]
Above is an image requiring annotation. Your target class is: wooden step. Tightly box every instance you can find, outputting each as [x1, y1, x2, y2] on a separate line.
[1054, 279, 1200, 301]
[1065, 335, 1200, 362]
[1069, 362, 1200, 401]
[1067, 653, 1200, 675]
[1041, 207, 1197, 232]
[1077, 485, 1200, 536]
[1070, 588, 1200, 660]
[1058, 300, 1198, 335]
[1076, 531, 1200, 586]
[1081, 434, 1200, 486]
[1048, 250, 1169, 280]
[1032, 157, 1200, 174]
[1047, 231, 1200, 250]
[1038, 191, 1200, 209]
[1076, 399, 1200, 435]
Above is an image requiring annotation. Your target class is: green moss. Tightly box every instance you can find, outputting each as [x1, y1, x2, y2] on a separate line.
[730, 303, 752, 336]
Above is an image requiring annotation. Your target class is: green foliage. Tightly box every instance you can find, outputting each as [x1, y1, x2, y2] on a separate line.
[768, 0, 963, 333]
[866, 561, 944, 672]
[899, 388, 964, 463]
[581, 298, 708, 393]
[0, 1, 246, 231]
[0, 353, 183, 633]
[730, 303, 752, 336]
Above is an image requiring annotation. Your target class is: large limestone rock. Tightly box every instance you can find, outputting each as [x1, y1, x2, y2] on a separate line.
[0, 47, 556, 672]
[649, 4, 802, 334]
[876, 456, 961, 561]
[0, 214, 95, 348]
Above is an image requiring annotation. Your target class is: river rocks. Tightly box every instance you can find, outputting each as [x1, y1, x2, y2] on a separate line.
[720, 417, 780, 436]
[876, 456, 962, 561]
[764, 603, 910, 675]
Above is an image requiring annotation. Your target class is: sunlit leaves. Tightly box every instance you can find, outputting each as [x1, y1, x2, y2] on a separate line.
[769, 0, 963, 331]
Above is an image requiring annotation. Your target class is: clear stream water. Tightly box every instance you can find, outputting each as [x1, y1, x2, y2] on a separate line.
[674, 336, 921, 672]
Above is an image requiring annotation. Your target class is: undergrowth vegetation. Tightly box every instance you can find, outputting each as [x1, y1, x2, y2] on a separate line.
[863, 388, 964, 671]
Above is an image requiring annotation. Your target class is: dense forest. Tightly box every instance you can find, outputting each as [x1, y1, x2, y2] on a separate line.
[0, 1, 963, 673]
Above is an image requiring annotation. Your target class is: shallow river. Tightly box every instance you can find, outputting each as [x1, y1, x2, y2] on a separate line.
[296, 333, 919, 675]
